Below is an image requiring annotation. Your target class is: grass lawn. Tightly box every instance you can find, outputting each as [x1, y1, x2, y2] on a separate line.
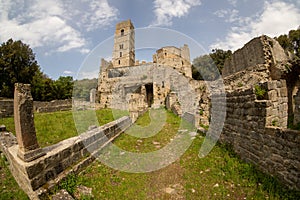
[60, 110, 300, 200]
[0, 109, 121, 147]
[0, 109, 299, 199]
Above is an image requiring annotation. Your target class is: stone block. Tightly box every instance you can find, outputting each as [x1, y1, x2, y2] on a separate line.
[26, 161, 45, 179]
[268, 90, 278, 101]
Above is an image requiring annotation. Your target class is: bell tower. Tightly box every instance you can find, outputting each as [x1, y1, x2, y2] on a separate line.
[112, 19, 135, 67]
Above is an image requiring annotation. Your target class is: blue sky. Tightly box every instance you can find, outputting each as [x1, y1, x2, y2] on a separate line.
[0, 0, 299, 79]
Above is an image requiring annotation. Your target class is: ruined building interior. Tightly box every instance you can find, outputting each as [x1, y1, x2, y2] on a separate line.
[97, 19, 200, 122]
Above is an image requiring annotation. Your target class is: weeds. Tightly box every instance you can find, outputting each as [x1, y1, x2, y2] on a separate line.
[254, 85, 267, 100]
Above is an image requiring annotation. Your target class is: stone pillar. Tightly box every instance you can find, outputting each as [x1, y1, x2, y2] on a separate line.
[14, 83, 45, 162]
[90, 88, 96, 103]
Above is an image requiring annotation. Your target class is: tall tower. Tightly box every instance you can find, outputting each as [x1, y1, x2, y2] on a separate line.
[112, 20, 135, 67]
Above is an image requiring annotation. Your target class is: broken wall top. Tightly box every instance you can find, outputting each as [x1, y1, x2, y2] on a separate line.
[222, 35, 288, 78]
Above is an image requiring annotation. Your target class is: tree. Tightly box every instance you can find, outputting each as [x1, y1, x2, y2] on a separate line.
[53, 76, 73, 99]
[0, 39, 41, 97]
[275, 28, 300, 57]
[192, 49, 232, 80]
[289, 29, 300, 57]
[210, 49, 232, 72]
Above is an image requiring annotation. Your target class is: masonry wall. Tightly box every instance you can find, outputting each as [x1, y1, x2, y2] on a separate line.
[0, 99, 72, 117]
[33, 99, 72, 113]
[0, 99, 14, 117]
[216, 81, 300, 190]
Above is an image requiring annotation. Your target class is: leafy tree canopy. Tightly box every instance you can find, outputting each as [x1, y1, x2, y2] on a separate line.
[275, 27, 300, 57]
[192, 49, 232, 80]
[0, 39, 74, 101]
[0, 39, 40, 97]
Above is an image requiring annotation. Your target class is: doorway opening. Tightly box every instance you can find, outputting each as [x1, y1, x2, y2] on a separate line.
[145, 84, 153, 107]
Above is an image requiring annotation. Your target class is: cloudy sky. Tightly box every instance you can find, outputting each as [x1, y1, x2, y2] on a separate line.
[0, 0, 299, 79]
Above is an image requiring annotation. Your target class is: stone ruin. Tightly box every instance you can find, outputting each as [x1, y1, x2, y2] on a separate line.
[219, 35, 300, 190]
[0, 83, 132, 199]
[97, 19, 207, 125]
[0, 20, 299, 199]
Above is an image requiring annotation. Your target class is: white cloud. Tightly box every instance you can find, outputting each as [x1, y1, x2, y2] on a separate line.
[79, 48, 91, 54]
[151, 0, 202, 26]
[228, 0, 238, 7]
[63, 70, 74, 75]
[211, 1, 300, 51]
[214, 9, 239, 23]
[0, 0, 118, 52]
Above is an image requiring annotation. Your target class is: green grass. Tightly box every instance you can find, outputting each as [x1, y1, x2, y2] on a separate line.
[1, 109, 299, 199]
[0, 155, 29, 200]
[0, 109, 125, 147]
[70, 110, 299, 200]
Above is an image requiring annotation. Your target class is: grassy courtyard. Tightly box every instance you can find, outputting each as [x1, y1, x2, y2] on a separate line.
[0, 109, 299, 199]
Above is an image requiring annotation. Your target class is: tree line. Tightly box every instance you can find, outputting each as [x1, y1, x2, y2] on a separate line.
[0, 39, 73, 101]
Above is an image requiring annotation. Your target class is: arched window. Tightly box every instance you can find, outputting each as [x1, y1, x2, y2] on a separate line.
[121, 29, 124, 36]
[120, 52, 122, 57]
[118, 60, 121, 65]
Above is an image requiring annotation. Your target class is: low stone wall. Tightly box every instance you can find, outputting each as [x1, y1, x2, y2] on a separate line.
[0, 116, 131, 199]
[0, 99, 72, 117]
[217, 84, 300, 190]
[0, 99, 14, 117]
[34, 99, 72, 113]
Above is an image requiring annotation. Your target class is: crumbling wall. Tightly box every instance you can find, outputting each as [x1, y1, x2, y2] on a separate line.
[219, 35, 299, 190]
[33, 99, 72, 113]
[0, 99, 72, 117]
[223, 35, 288, 79]
[153, 45, 192, 78]
[216, 85, 299, 189]
[0, 98, 14, 117]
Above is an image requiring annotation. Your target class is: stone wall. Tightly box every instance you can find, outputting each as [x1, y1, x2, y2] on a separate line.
[0, 116, 131, 199]
[223, 35, 288, 79]
[216, 86, 299, 189]
[219, 35, 300, 190]
[0, 99, 72, 117]
[153, 45, 192, 78]
[33, 99, 72, 113]
[0, 98, 14, 117]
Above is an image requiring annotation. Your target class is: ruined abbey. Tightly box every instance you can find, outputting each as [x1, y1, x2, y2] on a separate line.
[97, 20, 199, 122]
[0, 19, 299, 199]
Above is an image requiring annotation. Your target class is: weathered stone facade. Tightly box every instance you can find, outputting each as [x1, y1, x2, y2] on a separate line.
[219, 35, 300, 190]
[153, 45, 192, 78]
[112, 20, 135, 68]
[97, 20, 195, 120]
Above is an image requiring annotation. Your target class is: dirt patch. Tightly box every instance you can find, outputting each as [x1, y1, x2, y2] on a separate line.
[147, 160, 185, 200]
